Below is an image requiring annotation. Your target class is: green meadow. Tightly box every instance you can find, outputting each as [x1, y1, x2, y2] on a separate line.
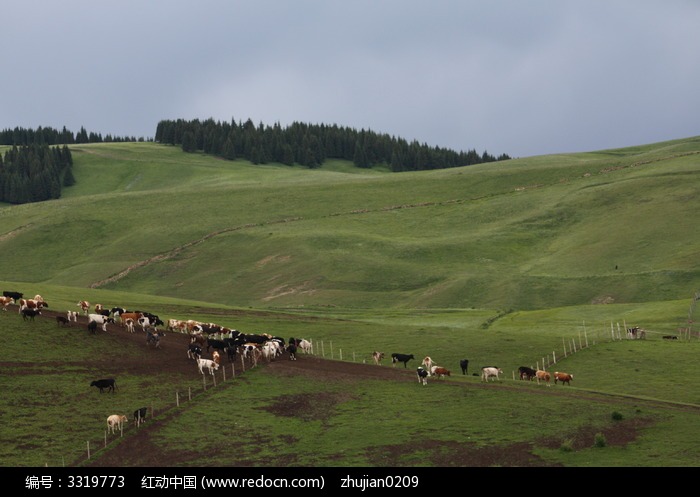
[0, 137, 698, 467]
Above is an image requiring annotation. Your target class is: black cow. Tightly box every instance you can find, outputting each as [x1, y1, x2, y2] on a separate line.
[391, 353, 414, 368]
[133, 407, 148, 427]
[90, 378, 117, 393]
[242, 333, 269, 345]
[56, 315, 69, 326]
[518, 366, 537, 381]
[21, 308, 41, 321]
[206, 338, 228, 353]
[3, 291, 23, 301]
[87, 320, 98, 334]
[460, 359, 469, 375]
[287, 343, 297, 361]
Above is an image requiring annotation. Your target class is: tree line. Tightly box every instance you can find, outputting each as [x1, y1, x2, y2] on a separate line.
[0, 126, 151, 146]
[155, 118, 511, 171]
[0, 125, 148, 205]
[0, 119, 511, 205]
[0, 144, 74, 204]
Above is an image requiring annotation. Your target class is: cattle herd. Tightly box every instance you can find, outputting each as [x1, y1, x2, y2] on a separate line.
[6, 286, 609, 438]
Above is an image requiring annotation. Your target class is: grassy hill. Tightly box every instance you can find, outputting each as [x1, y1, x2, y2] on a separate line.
[0, 137, 699, 468]
[1, 137, 699, 311]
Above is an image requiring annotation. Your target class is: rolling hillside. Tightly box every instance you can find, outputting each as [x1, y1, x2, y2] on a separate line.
[0, 137, 698, 311]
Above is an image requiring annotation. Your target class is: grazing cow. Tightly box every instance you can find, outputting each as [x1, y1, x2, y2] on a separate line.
[535, 370, 551, 386]
[56, 315, 69, 326]
[422, 356, 435, 372]
[481, 366, 503, 382]
[77, 300, 90, 315]
[459, 359, 469, 375]
[416, 367, 428, 386]
[3, 291, 23, 301]
[67, 310, 78, 322]
[554, 372, 573, 386]
[21, 308, 41, 321]
[91, 378, 117, 393]
[431, 366, 451, 379]
[518, 366, 537, 381]
[663, 335, 678, 340]
[87, 320, 98, 334]
[197, 358, 220, 376]
[0, 296, 14, 310]
[287, 343, 297, 360]
[133, 407, 148, 427]
[187, 343, 202, 361]
[372, 351, 385, 365]
[391, 353, 415, 368]
[107, 414, 128, 434]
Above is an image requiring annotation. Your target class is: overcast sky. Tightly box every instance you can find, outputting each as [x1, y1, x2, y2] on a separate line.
[3, 1, 699, 158]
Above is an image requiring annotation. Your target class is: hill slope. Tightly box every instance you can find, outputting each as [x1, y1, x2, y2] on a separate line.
[0, 137, 698, 310]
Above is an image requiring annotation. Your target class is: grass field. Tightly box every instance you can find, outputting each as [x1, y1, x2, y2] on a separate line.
[0, 138, 698, 467]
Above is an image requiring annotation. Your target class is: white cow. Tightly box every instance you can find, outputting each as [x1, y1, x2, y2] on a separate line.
[107, 414, 128, 434]
[262, 341, 282, 362]
[422, 356, 435, 374]
[197, 358, 220, 376]
[481, 366, 503, 382]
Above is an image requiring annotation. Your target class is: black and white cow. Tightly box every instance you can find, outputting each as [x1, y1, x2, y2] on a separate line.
[88, 314, 115, 331]
[416, 367, 428, 385]
[187, 343, 202, 361]
[391, 353, 415, 368]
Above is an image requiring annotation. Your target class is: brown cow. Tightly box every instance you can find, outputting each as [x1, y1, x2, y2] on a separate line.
[554, 371, 573, 385]
[18, 298, 48, 313]
[535, 370, 551, 386]
[0, 296, 14, 311]
[77, 300, 90, 315]
[431, 366, 451, 379]
[119, 312, 143, 329]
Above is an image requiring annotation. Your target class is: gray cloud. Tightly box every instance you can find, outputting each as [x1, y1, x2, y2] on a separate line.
[3, 1, 699, 157]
